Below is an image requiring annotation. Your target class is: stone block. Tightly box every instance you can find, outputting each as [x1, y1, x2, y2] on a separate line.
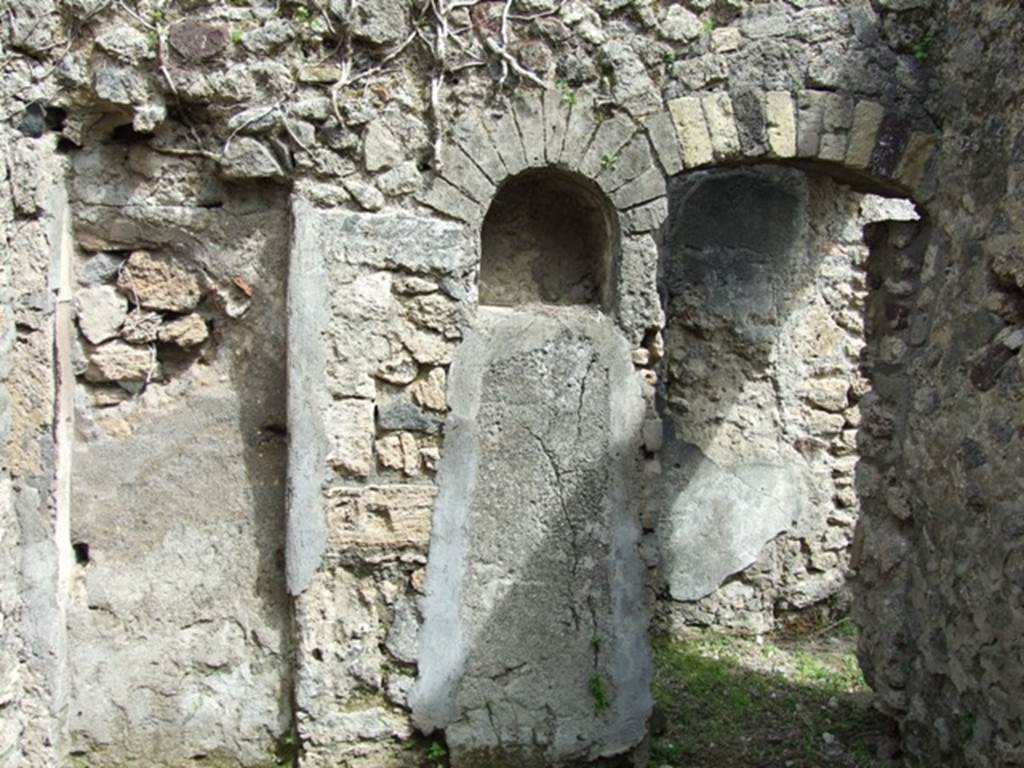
[818, 94, 854, 162]
[643, 111, 683, 176]
[578, 113, 637, 177]
[668, 96, 713, 168]
[452, 109, 506, 184]
[416, 178, 484, 224]
[84, 340, 157, 383]
[622, 197, 668, 234]
[895, 132, 937, 192]
[731, 88, 767, 158]
[156, 313, 208, 348]
[845, 100, 885, 170]
[76, 284, 127, 344]
[116, 251, 202, 313]
[326, 399, 375, 478]
[220, 137, 285, 179]
[542, 88, 571, 164]
[795, 90, 827, 158]
[596, 133, 654, 193]
[557, 96, 600, 168]
[512, 91, 546, 168]
[364, 122, 405, 172]
[484, 108, 529, 176]
[438, 143, 495, 205]
[701, 92, 741, 160]
[326, 485, 436, 556]
[765, 91, 797, 158]
[611, 166, 666, 209]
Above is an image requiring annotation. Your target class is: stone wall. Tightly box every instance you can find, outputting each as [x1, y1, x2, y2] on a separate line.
[854, 1, 1024, 765]
[657, 165, 919, 635]
[0, 0, 985, 765]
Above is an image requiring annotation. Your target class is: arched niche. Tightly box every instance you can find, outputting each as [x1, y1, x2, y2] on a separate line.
[478, 168, 620, 310]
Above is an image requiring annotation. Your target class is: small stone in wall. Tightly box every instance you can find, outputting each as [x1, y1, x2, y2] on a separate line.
[400, 432, 421, 477]
[376, 161, 423, 197]
[168, 20, 229, 63]
[393, 275, 438, 296]
[410, 367, 447, 412]
[157, 313, 208, 348]
[120, 309, 162, 344]
[85, 340, 158, 383]
[363, 122, 404, 172]
[376, 435, 404, 471]
[77, 252, 124, 286]
[661, 5, 703, 42]
[76, 284, 128, 344]
[220, 137, 286, 179]
[345, 179, 385, 211]
[117, 251, 202, 313]
[376, 343, 419, 386]
[406, 294, 461, 339]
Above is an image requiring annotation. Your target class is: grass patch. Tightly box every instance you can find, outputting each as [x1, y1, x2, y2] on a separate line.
[651, 629, 896, 768]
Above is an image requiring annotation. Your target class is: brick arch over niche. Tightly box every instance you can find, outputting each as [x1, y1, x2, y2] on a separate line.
[416, 88, 938, 233]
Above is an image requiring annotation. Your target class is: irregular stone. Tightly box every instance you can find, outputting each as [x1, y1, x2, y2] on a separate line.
[85, 340, 158, 383]
[846, 100, 885, 169]
[93, 59, 150, 106]
[600, 39, 662, 116]
[346, 179, 385, 211]
[325, 485, 436, 555]
[95, 26, 151, 65]
[364, 122, 404, 172]
[765, 91, 797, 158]
[76, 285, 128, 344]
[376, 344, 419, 385]
[400, 432, 420, 477]
[711, 26, 741, 52]
[376, 161, 423, 196]
[661, 5, 703, 42]
[119, 309, 162, 344]
[393, 276, 438, 295]
[168, 20, 229, 62]
[385, 593, 420, 664]
[376, 395, 445, 435]
[345, 0, 412, 47]
[801, 378, 850, 413]
[410, 367, 446, 412]
[117, 251, 202, 313]
[241, 19, 294, 54]
[298, 64, 343, 84]
[326, 399, 375, 477]
[156, 313, 208, 348]
[406, 294, 461, 338]
[643, 110, 684, 176]
[701, 93, 741, 160]
[376, 435, 404, 471]
[668, 96, 713, 168]
[220, 137, 286, 179]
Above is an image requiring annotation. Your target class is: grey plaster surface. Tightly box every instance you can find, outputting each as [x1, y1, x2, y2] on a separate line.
[411, 306, 651, 766]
